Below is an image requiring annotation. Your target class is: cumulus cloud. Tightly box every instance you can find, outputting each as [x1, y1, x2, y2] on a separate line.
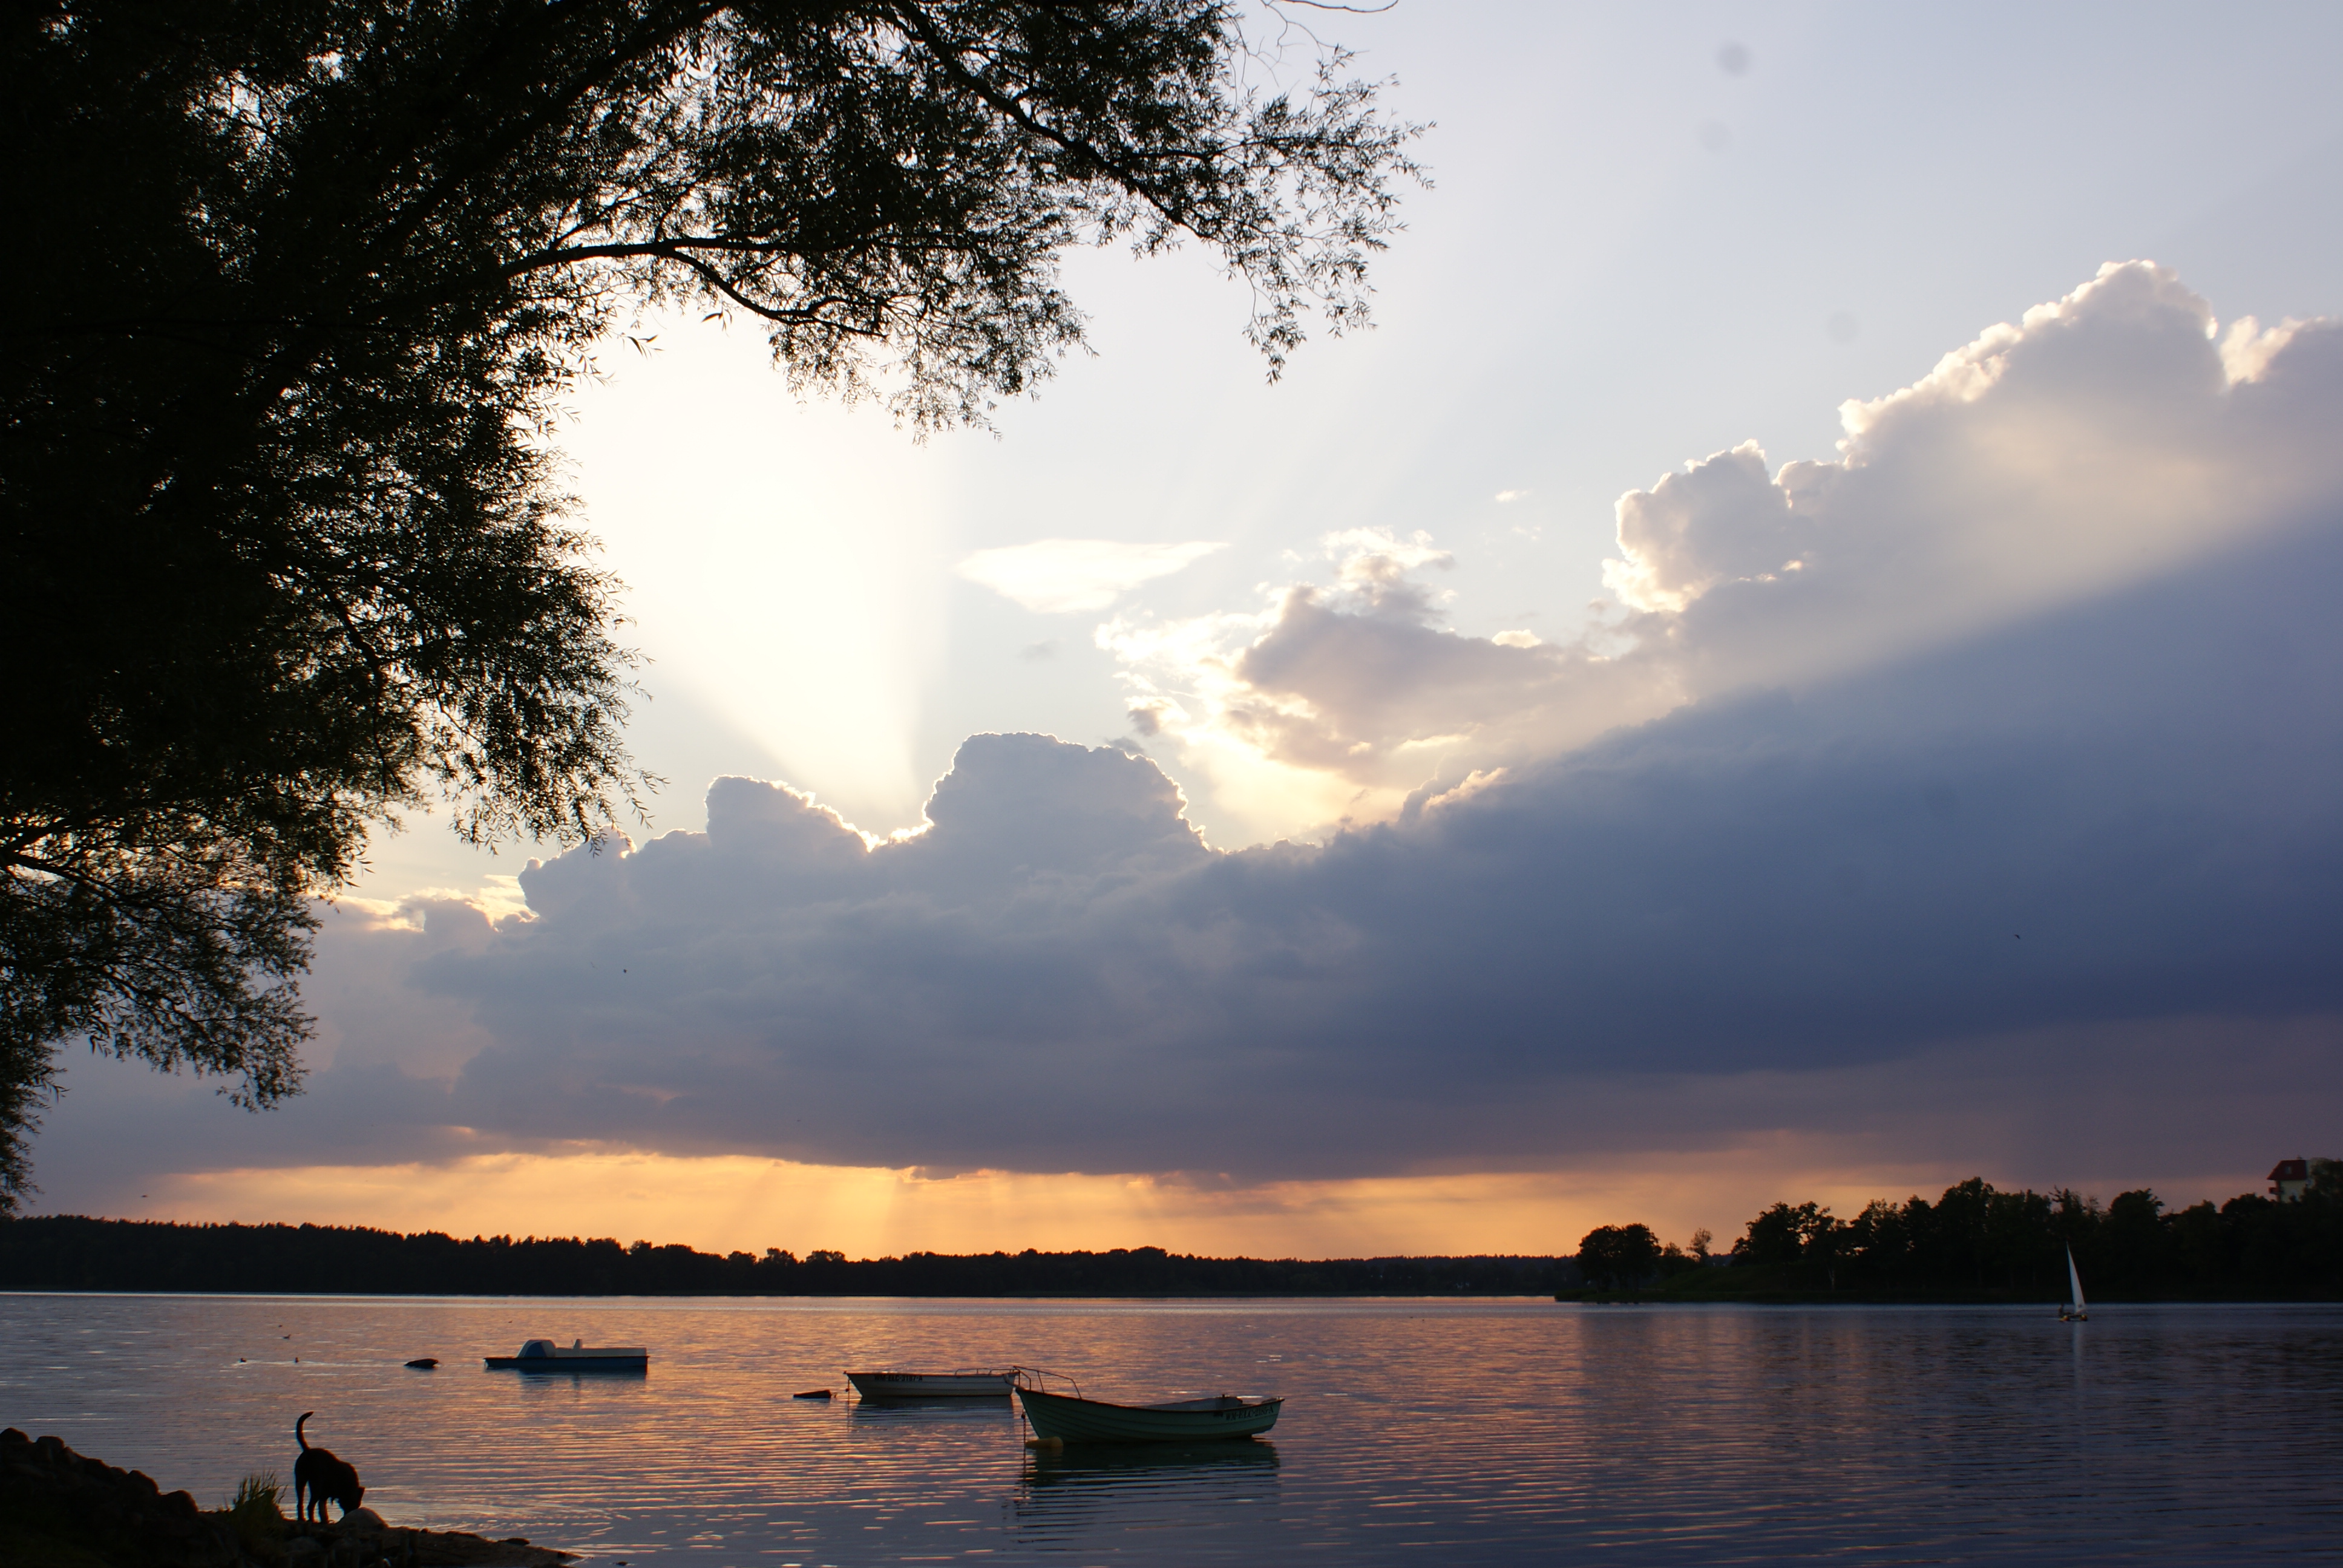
[32, 264, 2343, 1203]
[1104, 264, 2343, 822]
[955, 537, 1227, 614]
[1098, 526, 1674, 820]
[62, 495, 2333, 1191]
[1608, 264, 2343, 689]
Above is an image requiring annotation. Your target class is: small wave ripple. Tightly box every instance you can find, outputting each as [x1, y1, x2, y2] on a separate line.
[6, 1295, 2341, 1564]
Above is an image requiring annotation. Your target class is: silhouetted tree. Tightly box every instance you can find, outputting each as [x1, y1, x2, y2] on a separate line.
[2102, 1189, 2169, 1289]
[2169, 1200, 2225, 1285]
[1843, 1197, 1909, 1284]
[1576, 1223, 1660, 1291]
[1705, 1175, 2343, 1299]
[1740, 1200, 1841, 1278]
[1652, 1239, 1703, 1279]
[1, 0, 1425, 1206]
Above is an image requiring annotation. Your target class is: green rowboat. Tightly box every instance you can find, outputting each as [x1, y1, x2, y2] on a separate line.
[1016, 1383, 1282, 1442]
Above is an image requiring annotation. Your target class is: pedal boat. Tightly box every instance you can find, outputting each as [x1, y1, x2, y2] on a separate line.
[484, 1337, 647, 1372]
[1016, 1383, 1282, 1442]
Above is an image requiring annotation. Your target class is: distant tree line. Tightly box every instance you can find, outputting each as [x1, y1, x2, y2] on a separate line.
[0, 1217, 1567, 1297]
[1576, 1168, 2343, 1299]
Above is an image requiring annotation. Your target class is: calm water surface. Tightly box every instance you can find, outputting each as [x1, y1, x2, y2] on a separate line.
[7, 1294, 2340, 1564]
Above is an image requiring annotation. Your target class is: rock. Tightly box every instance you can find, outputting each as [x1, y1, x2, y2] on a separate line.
[0, 1428, 241, 1566]
[0, 1428, 574, 1567]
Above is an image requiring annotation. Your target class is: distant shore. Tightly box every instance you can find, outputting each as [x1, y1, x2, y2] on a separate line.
[0, 1215, 1571, 1296]
[11, 1212, 2338, 1303]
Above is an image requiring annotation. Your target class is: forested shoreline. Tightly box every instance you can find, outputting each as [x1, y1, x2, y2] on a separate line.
[1575, 1173, 2343, 1300]
[0, 1217, 1568, 1296]
[7, 1169, 2339, 1301]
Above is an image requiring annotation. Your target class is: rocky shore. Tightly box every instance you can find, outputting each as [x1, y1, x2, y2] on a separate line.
[0, 1426, 572, 1567]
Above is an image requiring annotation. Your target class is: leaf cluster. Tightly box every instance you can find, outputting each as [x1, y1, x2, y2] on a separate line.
[0, 835, 313, 1206]
[1575, 1221, 1659, 1291]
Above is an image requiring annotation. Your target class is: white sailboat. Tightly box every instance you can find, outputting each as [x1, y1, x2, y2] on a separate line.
[2058, 1246, 2088, 1322]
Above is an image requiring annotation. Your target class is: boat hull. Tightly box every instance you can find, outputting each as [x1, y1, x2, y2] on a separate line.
[486, 1348, 647, 1372]
[847, 1370, 1015, 1399]
[1017, 1385, 1281, 1442]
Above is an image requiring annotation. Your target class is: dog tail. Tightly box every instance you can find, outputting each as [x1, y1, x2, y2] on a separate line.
[296, 1411, 315, 1451]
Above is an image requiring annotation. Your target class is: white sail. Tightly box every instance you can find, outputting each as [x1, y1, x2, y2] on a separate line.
[2066, 1246, 2087, 1312]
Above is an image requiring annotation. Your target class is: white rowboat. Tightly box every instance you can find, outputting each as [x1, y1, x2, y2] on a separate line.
[1017, 1383, 1282, 1442]
[845, 1369, 1017, 1399]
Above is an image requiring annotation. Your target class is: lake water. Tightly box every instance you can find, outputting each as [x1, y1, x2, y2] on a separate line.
[7, 1294, 2341, 1564]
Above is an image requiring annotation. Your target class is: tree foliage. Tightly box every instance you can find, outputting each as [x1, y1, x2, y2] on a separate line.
[0, 0, 1426, 1207]
[1576, 1222, 1660, 1291]
[1705, 1171, 2343, 1299]
[1561, 1169, 2343, 1301]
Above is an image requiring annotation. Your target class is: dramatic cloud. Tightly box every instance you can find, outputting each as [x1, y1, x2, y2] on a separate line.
[1106, 264, 2343, 822]
[99, 485, 2333, 1190]
[1101, 527, 1678, 825]
[955, 537, 1227, 613]
[34, 266, 2343, 1213]
[399, 504, 2343, 1178]
[1606, 266, 2343, 686]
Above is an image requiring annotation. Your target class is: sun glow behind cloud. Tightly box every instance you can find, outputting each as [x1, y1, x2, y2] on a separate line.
[1091, 264, 2343, 845]
[113, 1151, 1976, 1261]
[118, 1076, 2307, 1259]
[562, 321, 963, 830]
[56, 1002, 2336, 1258]
[955, 538, 1228, 615]
[34, 263, 2343, 1259]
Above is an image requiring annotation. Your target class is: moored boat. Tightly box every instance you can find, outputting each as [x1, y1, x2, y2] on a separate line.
[484, 1337, 648, 1371]
[845, 1369, 1017, 1399]
[1016, 1383, 1281, 1442]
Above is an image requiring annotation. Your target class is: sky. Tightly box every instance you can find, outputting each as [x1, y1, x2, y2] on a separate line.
[33, 1, 2343, 1259]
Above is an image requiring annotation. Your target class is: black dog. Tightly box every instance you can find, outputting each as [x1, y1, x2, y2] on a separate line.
[292, 1411, 365, 1523]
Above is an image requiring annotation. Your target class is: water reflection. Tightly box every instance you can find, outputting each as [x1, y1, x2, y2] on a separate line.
[500, 1367, 654, 1404]
[1013, 1439, 1280, 1543]
[10, 1298, 2343, 1566]
[850, 1393, 1012, 1414]
[848, 1390, 1017, 1446]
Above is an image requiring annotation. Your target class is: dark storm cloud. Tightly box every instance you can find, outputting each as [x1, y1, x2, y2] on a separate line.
[300, 509, 2339, 1181]
[44, 263, 2343, 1190]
